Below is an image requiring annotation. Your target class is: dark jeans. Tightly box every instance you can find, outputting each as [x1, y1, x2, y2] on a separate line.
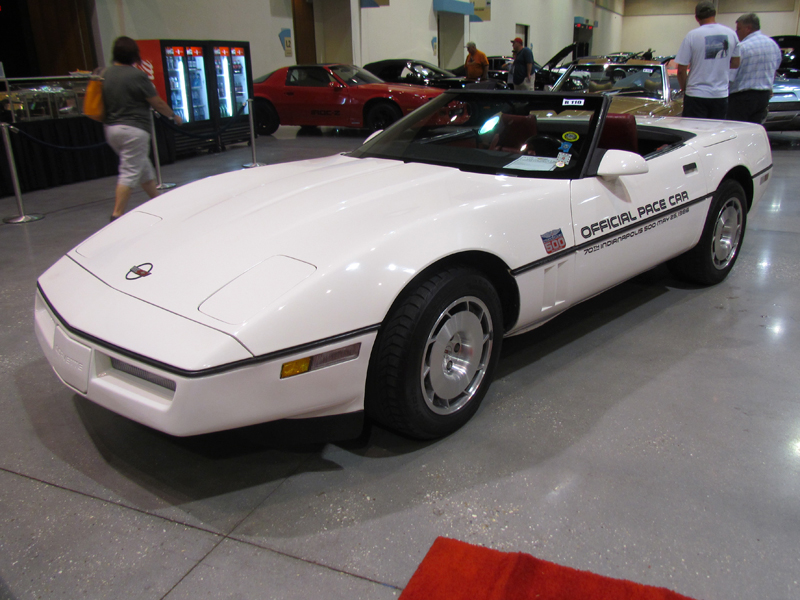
[727, 90, 771, 124]
[682, 95, 728, 119]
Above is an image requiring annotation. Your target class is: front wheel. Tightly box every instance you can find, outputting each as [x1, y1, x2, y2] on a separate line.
[669, 179, 747, 285]
[366, 268, 503, 439]
[254, 100, 279, 135]
[364, 101, 402, 130]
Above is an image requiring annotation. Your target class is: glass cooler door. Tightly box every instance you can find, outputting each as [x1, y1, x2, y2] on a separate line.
[213, 46, 234, 118]
[230, 46, 250, 117]
[186, 46, 210, 122]
[164, 46, 189, 122]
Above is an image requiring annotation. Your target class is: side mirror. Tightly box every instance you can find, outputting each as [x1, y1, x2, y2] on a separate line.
[329, 81, 344, 90]
[597, 149, 649, 179]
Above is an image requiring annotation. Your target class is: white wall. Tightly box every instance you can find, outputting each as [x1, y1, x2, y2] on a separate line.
[716, 9, 799, 36]
[621, 14, 697, 56]
[91, 0, 624, 77]
[92, 0, 799, 85]
[621, 9, 800, 57]
[359, 2, 439, 65]
[313, 0, 353, 64]
[463, 0, 622, 66]
[92, 0, 296, 77]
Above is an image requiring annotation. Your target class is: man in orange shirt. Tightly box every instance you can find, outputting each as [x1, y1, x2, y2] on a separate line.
[464, 41, 489, 81]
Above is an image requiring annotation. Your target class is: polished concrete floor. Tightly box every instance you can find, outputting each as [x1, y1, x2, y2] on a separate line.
[1, 127, 799, 600]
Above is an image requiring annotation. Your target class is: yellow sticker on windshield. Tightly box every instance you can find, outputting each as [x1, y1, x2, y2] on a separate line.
[562, 131, 579, 142]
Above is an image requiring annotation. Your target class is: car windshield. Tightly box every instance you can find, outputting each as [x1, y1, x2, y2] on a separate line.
[350, 91, 605, 179]
[554, 63, 666, 100]
[330, 65, 384, 85]
[488, 57, 513, 72]
[254, 71, 275, 84]
[778, 46, 798, 69]
[412, 62, 455, 78]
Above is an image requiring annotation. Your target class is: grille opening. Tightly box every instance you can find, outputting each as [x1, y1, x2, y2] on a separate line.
[110, 357, 177, 391]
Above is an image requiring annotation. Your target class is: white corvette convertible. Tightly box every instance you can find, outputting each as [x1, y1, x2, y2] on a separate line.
[35, 91, 772, 440]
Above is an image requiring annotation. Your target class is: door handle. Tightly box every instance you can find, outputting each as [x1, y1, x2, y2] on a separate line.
[683, 162, 697, 174]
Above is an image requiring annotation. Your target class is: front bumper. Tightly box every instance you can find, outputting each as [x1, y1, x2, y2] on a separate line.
[35, 290, 377, 437]
[764, 105, 800, 131]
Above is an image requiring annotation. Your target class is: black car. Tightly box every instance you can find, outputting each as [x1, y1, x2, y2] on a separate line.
[362, 59, 502, 89]
[452, 44, 575, 90]
[773, 35, 800, 78]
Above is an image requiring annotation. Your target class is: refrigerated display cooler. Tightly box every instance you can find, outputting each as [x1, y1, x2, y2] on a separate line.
[136, 39, 253, 155]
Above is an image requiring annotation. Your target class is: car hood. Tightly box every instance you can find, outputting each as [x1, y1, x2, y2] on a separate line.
[543, 44, 577, 70]
[427, 76, 469, 87]
[65, 154, 541, 351]
[771, 79, 800, 100]
[357, 82, 441, 96]
[608, 96, 681, 117]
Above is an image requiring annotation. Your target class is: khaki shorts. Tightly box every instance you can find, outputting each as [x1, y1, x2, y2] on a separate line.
[104, 124, 155, 188]
[513, 76, 534, 91]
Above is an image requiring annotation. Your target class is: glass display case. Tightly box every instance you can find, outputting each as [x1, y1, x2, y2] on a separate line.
[1, 74, 90, 123]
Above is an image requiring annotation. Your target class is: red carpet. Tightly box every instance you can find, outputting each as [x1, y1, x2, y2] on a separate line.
[399, 537, 697, 600]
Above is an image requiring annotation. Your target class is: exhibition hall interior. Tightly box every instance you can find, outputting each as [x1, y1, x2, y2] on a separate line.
[2, 0, 800, 598]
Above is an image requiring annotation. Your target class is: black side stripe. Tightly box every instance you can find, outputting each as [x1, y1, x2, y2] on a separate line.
[752, 164, 773, 179]
[37, 284, 381, 378]
[510, 192, 714, 277]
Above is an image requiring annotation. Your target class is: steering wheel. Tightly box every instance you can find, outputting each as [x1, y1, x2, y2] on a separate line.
[610, 68, 626, 83]
[527, 135, 563, 158]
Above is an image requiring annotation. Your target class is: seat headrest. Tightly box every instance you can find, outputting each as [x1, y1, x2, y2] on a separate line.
[599, 113, 638, 154]
[490, 113, 538, 153]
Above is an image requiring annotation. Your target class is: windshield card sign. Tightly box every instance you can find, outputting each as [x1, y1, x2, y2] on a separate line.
[505, 156, 558, 172]
[541, 229, 567, 254]
[563, 99, 585, 106]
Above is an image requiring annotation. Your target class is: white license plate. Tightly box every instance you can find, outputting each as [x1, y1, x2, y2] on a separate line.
[53, 327, 92, 393]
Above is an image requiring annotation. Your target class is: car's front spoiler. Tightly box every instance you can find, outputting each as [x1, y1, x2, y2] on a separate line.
[35, 290, 377, 436]
[763, 109, 800, 131]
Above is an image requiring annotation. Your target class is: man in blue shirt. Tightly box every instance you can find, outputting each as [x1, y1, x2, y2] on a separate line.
[727, 13, 782, 123]
[510, 37, 534, 90]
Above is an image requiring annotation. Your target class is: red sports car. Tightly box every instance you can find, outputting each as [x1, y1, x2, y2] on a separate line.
[252, 64, 443, 134]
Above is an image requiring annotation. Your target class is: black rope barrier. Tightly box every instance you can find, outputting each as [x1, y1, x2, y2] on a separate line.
[10, 126, 109, 151]
[3, 99, 262, 220]
[9, 101, 252, 151]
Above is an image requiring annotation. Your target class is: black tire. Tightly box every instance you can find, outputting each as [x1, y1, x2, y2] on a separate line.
[255, 100, 279, 135]
[366, 268, 503, 439]
[364, 101, 402, 130]
[669, 179, 747, 285]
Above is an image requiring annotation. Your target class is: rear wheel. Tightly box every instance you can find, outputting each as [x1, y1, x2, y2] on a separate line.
[366, 268, 503, 439]
[669, 179, 747, 285]
[255, 100, 279, 135]
[365, 101, 402, 130]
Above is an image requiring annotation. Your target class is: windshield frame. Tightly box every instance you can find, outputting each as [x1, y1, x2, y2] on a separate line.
[553, 61, 672, 105]
[349, 89, 610, 180]
[329, 64, 385, 86]
[410, 61, 457, 78]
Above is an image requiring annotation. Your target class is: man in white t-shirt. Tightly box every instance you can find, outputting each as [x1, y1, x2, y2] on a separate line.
[676, 1, 741, 119]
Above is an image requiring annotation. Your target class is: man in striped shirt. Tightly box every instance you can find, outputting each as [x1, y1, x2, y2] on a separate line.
[727, 13, 782, 123]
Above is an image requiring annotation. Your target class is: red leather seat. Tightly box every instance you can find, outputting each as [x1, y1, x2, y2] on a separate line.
[489, 113, 538, 153]
[598, 113, 638, 154]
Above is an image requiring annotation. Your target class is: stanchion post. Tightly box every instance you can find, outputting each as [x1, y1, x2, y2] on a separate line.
[149, 110, 175, 190]
[243, 98, 265, 168]
[2, 123, 43, 224]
